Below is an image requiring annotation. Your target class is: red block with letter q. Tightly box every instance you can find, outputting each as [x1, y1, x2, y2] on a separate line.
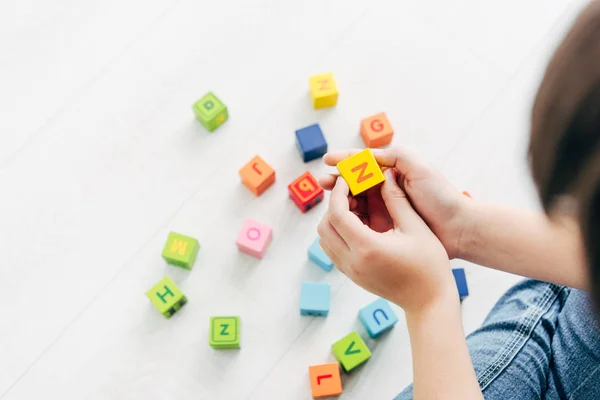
[288, 171, 324, 213]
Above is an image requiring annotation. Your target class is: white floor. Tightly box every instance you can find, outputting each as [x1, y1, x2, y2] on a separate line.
[1, 1, 591, 399]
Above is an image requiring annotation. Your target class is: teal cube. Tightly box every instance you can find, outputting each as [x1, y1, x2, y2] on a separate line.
[358, 298, 399, 338]
[300, 282, 330, 317]
[193, 92, 229, 132]
[308, 237, 334, 272]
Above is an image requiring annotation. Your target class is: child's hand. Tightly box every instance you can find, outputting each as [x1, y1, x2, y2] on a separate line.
[320, 147, 471, 259]
[317, 171, 458, 314]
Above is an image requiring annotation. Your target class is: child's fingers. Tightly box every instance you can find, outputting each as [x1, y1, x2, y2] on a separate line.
[380, 169, 425, 233]
[318, 174, 338, 190]
[328, 177, 372, 247]
[323, 149, 363, 166]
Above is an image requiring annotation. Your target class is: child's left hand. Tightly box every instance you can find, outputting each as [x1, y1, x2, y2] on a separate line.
[317, 169, 458, 315]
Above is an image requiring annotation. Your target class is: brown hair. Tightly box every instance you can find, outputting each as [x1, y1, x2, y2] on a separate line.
[529, 1, 600, 307]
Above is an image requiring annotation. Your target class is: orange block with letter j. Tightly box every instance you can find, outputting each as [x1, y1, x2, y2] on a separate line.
[288, 171, 324, 213]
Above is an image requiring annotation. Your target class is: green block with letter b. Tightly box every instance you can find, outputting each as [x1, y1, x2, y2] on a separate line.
[146, 276, 187, 319]
[210, 316, 241, 349]
[193, 92, 229, 132]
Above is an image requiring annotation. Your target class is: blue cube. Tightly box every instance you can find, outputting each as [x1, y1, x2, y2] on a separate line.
[300, 282, 330, 317]
[295, 124, 327, 162]
[308, 237, 334, 272]
[452, 268, 469, 299]
[358, 298, 399, 338]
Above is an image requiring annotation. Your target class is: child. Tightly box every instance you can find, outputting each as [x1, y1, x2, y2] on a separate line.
[317, 1, 600, 399]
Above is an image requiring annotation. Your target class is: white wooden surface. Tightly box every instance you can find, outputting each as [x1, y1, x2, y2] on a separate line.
[1, 1, 590, 399]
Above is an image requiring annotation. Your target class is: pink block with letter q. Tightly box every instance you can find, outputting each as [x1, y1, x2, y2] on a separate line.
[236, 218, 273, 259]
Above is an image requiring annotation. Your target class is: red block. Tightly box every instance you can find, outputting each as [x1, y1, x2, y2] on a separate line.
[288, 171, 324, 213]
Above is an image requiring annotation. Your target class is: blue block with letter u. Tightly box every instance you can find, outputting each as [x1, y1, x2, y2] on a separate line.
[358, 298, 399, 338]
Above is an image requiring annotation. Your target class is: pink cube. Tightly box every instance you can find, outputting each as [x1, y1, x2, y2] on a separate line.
[236, 219, 273, 259]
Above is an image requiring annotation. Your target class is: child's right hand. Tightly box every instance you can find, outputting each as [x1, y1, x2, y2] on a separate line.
[320, 147, 471, 259]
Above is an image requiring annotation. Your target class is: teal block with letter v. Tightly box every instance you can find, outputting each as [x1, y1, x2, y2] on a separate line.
[210, 316, 241, 349]
[332, 331, 371, 373]
[358, 298, 399, 338]
[193, 92, 229, 132]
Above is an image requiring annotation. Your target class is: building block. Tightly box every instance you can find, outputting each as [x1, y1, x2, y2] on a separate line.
[146, 276, 187, 318]
[309, 362, 343, 398]
[453, 268, 469, 299]
[300, 282, 330, 317]
[161, 232, 200, 270]
[288, 171, 324, 213]
[360, 112, 394, 148]
[332, 331, 372, 372]
[309, 72, 338, 109]
[209, 316, 241, 349]
[239, 155, 276, 196]
[296, 124, 328, 162]
[358, 298, 399, 338]
[236, 218, 273, 259]
[308, 237, 334, 272]
[337, 148, 386, 196]
[192, 92, 228, 132]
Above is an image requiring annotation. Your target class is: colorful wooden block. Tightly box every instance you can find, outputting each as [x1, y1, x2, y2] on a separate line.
[192, 92, 228, 132]
[309, 72, 338, 109]
[332, 331, 371, 372]
[309, 362, 343, 398]
[236, 219, 273, 259]
[337, 148, 385, 196]
[452, 268, 469, 299]
[239, 155, 276, 196]
[360, 112, 394, 148]
[209, 316, 241, 349]
[300, 282, 330, 317]
[161, 232, 200, 270]
[288, 171, 324, 213]
[358, 298, 399, 338]
[308, 237, 334, 272]
[146, 276, 187, 318]
[295, 124, 328, 162]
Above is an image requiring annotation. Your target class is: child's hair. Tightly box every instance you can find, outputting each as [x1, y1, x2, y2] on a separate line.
[529, 1, 600, 309]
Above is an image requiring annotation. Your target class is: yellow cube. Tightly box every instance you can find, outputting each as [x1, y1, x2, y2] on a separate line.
[309, 72, 338, 109]
[336, 149, 385, 196]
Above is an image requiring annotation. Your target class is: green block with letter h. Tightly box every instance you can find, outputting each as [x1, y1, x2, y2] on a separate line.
[161, 232, 200, 270]
[210, 316, 241, 349]
[146, 276, 187, 318]
[193, 92, 229, 132]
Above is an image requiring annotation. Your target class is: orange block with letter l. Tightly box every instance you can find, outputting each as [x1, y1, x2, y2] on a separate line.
[360, 112, 394, 148]
[288, 171, 324, 213]
[308, 362, 343, 398]
[239, 155, 276, 196]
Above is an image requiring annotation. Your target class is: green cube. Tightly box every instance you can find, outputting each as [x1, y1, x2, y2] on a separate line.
[209, 316, 241, 349]
[146, 276, 187, 318]
[193, 92, 229, 132]
[161, 232, 200, 270]
[332, 331, 371, 372]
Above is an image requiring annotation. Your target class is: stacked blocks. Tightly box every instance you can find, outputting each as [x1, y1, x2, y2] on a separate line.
[308, 363, 343, 398]
[209, 316, 241, 349]
[288, 171, 324, 213]
[309, 72, 338, 109]
[452, 268, 469, 299]
[295, 124, 328, 162]
[146, 276, 187, 318]
[239, 155, 276, 196]
[308, 237, 334, 272]
[300, 282, 331, 317]
[360, 113, 394, 148]
[337, 148, 386, 196]
[236, 219, 272, 259]
[358, 298, 399, 338]
[193, 92, 228, 132]
[162, 232, 200, 270]
[332, 331, 371, 372]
